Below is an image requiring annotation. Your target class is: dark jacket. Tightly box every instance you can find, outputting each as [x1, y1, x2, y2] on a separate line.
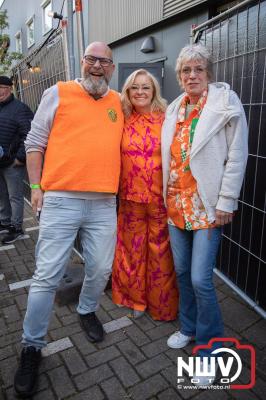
[0, 94, 33, 168]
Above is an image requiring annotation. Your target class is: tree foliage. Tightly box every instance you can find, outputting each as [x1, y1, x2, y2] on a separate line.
[0, 9, 23, 75]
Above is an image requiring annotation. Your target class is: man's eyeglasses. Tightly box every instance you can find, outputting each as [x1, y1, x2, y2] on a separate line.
[181, 66, 206, 76]
[83, 55, 113, 67]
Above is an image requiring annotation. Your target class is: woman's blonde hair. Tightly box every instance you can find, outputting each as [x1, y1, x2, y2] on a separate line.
[121, 69, 167, 118]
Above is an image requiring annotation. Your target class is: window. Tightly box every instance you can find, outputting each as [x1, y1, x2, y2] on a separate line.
[41, 0, 52, 34]
[15, 31, 22, 53]
[26, 16, 35, 48]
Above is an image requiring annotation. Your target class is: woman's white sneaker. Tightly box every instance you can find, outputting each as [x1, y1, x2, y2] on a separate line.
[192, 361, 218, 387]
[167, 331, 193, 349]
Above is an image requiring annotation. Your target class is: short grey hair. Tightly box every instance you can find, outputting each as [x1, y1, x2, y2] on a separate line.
[175, 43, 213, 87]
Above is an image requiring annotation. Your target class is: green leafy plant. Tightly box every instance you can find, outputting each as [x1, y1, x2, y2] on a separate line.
[0, 9, 23, 75]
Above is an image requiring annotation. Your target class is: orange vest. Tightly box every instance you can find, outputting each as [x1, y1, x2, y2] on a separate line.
[41, 81, 124, 192]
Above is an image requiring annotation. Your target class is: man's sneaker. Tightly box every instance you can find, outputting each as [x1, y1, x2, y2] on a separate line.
[79, 312, 104, 342]
[192, 360, 218, 388]
[14, 346, 42, 397]
[1, 227, 24, 244]
[167, 330, 193, 349]
[0, 223, 11, 234]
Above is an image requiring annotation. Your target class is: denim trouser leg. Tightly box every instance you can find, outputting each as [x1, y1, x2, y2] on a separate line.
[77, 198, 117, 314]
[168, 225, 224, 356]
[0, 169, 11, 225]
[22, 197, 117, 348]
[168, 226, 196, 336]
[0, 165, 25, 228]
[22, 197, 80, 348]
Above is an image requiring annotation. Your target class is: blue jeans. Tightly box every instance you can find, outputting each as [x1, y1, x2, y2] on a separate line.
[168, 225, 224, 357]
[0, 164, 25, 229]
[22, 196, 117, 348]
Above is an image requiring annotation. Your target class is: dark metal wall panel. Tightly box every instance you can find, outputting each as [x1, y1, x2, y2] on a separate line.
[163, 0, 207, 18]
[110, 7, 208, 100]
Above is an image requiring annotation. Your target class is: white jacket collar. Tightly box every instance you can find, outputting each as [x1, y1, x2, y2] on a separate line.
[163, 82, 243, 159]
[166, 82, 240, 117]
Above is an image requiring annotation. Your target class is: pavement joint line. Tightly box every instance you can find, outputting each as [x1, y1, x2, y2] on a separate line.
[25, 226, 39, 232]
[0, 244, 15, 251]
[9, 278, 33, 291]
[0, 235, 30, 246]
[42, 337, 74, 357]
[0, 273, 4, 280]
[103, 316, 133, 333]
[17, 235, 30, 240]
[20, 234, 30, 240]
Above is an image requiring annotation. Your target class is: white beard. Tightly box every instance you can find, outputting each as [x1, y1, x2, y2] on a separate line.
[82, 75, 109, 98]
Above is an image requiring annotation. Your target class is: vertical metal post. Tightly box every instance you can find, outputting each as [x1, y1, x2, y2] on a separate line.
[75, 0, 85, 61]
[190, 24, 197, 44]
[67, 0, 75, 79]
[17, 68, 24, 102]
[61, 19, 71, 81]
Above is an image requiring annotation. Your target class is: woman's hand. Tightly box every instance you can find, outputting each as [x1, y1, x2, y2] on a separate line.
[215, 209, 233, 226]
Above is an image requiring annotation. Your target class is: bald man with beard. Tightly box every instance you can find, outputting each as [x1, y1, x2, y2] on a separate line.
[14, 42, 124, 398]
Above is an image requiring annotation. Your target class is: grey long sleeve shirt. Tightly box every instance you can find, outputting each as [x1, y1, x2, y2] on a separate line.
[25, 85, 58, 153]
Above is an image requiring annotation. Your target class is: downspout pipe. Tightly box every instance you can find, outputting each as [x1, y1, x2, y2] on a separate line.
[61, 19, 71, 81]
[75, 0, 85, 62]
[67, 0, 75, 79]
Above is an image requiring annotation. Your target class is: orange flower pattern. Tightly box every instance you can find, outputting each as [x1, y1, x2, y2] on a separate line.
[167, 90, 212, 230]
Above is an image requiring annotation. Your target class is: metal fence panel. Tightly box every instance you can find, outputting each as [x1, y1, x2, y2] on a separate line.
[11, 28, 84, 254]
[194, 0, 266, 311]
[12, 29, 67, 198]
[12, 29, 66, 113]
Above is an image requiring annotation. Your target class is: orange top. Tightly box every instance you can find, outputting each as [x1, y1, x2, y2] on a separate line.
[119, 112, 165, 203]
[41, 81, 124, 192]
[167, 90, 212, 230]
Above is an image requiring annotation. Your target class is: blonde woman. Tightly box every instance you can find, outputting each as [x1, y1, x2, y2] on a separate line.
[112, 69, 178, 320]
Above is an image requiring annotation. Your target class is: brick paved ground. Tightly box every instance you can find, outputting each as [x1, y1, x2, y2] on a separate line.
[0, 202, 265, 400]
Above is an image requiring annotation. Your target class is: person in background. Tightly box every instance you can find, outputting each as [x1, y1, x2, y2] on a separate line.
[161, 43, 248, 386]
[14, 42, 124, 398]
[0, 76, 33, 244]
[112, 69, 178, 321]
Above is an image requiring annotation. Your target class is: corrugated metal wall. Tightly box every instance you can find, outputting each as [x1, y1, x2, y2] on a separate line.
[88, 0, 163, 43]
[163, 0, 207, 18]
[88, 0, 207, 44]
